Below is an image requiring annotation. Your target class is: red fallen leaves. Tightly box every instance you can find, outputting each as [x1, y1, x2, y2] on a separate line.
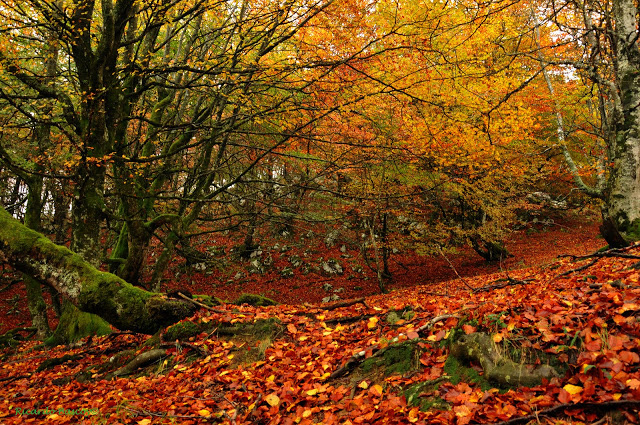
[3, 236, 640, 423]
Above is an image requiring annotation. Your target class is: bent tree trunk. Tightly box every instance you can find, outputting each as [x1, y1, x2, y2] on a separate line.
[0, 207, 195, 334]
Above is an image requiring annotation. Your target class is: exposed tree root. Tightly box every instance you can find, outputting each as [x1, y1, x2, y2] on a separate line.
[114, 349, 167, 377]
[560, 258, 599, 276]
[329, 314, 457, 379]
[0, 327, 36, 347]
[450, 333, 558, 387]
[473, 277, 533, 293]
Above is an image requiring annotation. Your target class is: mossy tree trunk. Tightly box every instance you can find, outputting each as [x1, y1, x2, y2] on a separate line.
[23, 176, 51, 339]
[0, 206, 196, 335]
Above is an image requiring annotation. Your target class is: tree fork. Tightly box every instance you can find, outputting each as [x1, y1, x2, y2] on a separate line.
[0, 207, 196, 334]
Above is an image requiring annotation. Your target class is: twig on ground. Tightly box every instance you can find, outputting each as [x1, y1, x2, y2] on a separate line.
[438, 246, 474, 291]
[559, 258, 599, 276]
[490, 400, 640, 425]
[0, 279, 20, 293]
[325, 314, 375, 325]
[320, 297, 367, 311]
[560, 242, 640, 261]
[177, 292, 255, 316]
[473, 277, 534, 293]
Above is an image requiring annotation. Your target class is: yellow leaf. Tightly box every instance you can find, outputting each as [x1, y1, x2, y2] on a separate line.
[265, 393, 280, 407]
[492, 334, 503, 343]
[198, 409, 210, 417]
[137, 420, 152, 425]
[358, 380, 369, 389]
[266, 374, 275, 382]
[563, 384, 583, 395]
[408, 407, 419, 423]
[367, 317, 379, 329]
[302, 409, 313, 418]
[307, 389, 318, 396]
[613, 393, 622, 400]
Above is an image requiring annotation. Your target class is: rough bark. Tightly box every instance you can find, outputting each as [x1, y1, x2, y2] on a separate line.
[605, 0, 640, 239]
[0, 206, 196, 334]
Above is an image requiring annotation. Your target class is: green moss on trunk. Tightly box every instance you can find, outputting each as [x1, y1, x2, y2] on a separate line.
[45, 300, 111, 346]
[0, 206, 196, 334]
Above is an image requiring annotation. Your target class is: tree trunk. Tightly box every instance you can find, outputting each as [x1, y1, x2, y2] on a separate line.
[606, 0, 640, 240]
[0, 206, 196, 335]
[23, 176, 51, 339]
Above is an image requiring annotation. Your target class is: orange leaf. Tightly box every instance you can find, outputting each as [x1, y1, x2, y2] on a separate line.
[287, 324, 297, 334]
[407, 331, 420, 339]
[369, 384, 383, 397]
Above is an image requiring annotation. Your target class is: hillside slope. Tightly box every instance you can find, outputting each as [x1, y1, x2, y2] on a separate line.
[1, 241, 639, 424]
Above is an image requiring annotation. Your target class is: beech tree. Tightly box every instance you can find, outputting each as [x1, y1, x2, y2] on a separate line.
[0, 0, 426, 338]
[525, 0, 640, 246]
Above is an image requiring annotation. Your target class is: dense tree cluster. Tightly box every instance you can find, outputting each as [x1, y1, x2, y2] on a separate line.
[0, 0, 638, 339]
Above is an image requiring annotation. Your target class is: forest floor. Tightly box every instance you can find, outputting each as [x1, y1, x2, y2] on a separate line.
[0, 210, 602, 334]
[2, 209, 640, 424]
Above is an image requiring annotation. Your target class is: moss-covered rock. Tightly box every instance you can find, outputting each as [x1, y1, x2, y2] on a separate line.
[232, 293, 278, 307]
[193, 294, 223, 307]
[164, 321, 201, 341]
[362, 341, 421, 376]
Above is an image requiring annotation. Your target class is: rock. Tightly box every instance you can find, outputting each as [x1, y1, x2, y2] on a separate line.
[325, 229, 340, 247]
[289, 255, 303, 268]
[192, 262, 207, 272]
[322, 294, 341, 303]
[527, 192, 567, 209]
[386, 311, 401, 325]
[280, 267, 294, 277]
[249, 259, 263, 273]
[321, 259, 343, 275]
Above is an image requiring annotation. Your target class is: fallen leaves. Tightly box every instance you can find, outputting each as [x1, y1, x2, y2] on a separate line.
[4, 224, 640, 425]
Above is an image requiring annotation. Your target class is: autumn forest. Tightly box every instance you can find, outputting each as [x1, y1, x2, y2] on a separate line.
[0, 0, 640, 423]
